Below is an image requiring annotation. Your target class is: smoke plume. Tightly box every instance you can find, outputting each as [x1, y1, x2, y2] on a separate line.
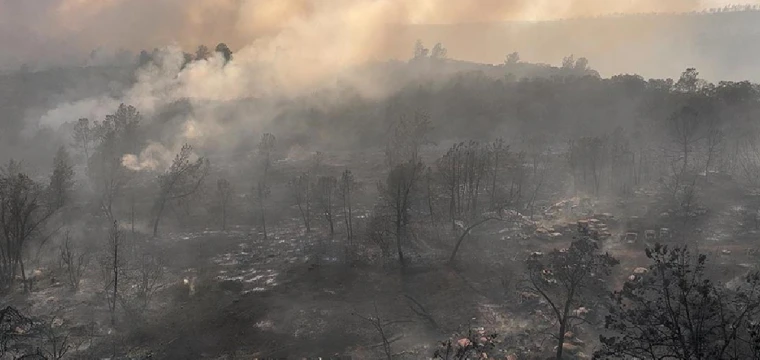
[121, 142, 177, 172]
[8, 0, 759, 170]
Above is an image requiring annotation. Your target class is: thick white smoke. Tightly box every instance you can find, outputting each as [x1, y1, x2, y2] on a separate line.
[121, 142, 176, 172]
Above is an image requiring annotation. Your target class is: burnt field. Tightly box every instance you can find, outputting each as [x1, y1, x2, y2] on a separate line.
[6, 142, 760, 360]
[6, 20, 760, 358]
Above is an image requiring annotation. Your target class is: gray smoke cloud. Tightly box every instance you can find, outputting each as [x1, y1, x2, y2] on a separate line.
[7, 0, 759, 171]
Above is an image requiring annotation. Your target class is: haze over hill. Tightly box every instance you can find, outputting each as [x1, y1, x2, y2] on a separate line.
[404, 9, 760, 81]
[3, 6, 760, 172]
[1, 0, 760, 82]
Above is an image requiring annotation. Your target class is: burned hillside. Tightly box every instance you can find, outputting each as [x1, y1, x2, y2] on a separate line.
[3, 4, 760, 360]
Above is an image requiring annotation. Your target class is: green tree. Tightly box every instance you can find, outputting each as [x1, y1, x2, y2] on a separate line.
[505, 52, 520, 65]
[215, 43, 233, 63]
[431, 42, 448, 60]
[195, 45, 211, 60]
[596, 244, 760, 360]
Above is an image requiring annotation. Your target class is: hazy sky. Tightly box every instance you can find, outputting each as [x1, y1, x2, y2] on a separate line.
[1, 0, 759, 69]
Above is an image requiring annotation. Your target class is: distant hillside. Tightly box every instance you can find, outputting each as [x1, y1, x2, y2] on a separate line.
[396, 10, 760, 81]
[4, 9, 760, 166]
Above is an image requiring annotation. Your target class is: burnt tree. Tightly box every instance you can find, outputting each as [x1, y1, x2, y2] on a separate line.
[526, 237, 618, 360]
[151, 144, 209, 237]
[254, 133, 275, 240]
[315, 176, 337, 235]
[0, 161, 57, 291]
[290, 173, 314, 233]
[216, 178, 233, 231]
[379, 160, 424, 267]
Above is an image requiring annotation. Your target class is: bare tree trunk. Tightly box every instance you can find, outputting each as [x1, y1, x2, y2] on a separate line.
[260, 204, 267, 240]
[632, 152, 638, 186]
[555, 291, 574, 360]
[347, 200, 353, 254]
[152, 199, 166, 238]
[343, 186, 354, 261]
[83, 146, 89, 169]
[326, 211, 334, 235]
[19, 254, 27, 293]
[396, 209, 405, 267]
[343, 201, 350, 240]
[130, 197, 135, 236]
[449, 182, 456, 231]
[222, 204, 227, 231]
[112, 247, 118, 326]
[306, 187, 311, 233]
[491, 151, 499, 209]
[556, 319, 567, 360]
[348, 204, 353, 241]
[427, 176, 436, 225]
[451, 156, 458, 231]
[348, 202, 354, 241]
[473, 176, 482, 219]
[297, 202, 311, 233]
[449, 218, 496, 263]
[4, 236, 13, 289]
[110, 220, 119, 326]
[527, 174, 544, 221]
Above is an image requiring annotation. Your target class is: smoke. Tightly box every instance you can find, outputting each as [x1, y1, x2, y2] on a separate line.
[1, 0, 752, 69]
[23, 0, 743, 101]
[121, 142, 178, 172]
[10, 0, 760, 167]
[38, 98, 120, 129]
